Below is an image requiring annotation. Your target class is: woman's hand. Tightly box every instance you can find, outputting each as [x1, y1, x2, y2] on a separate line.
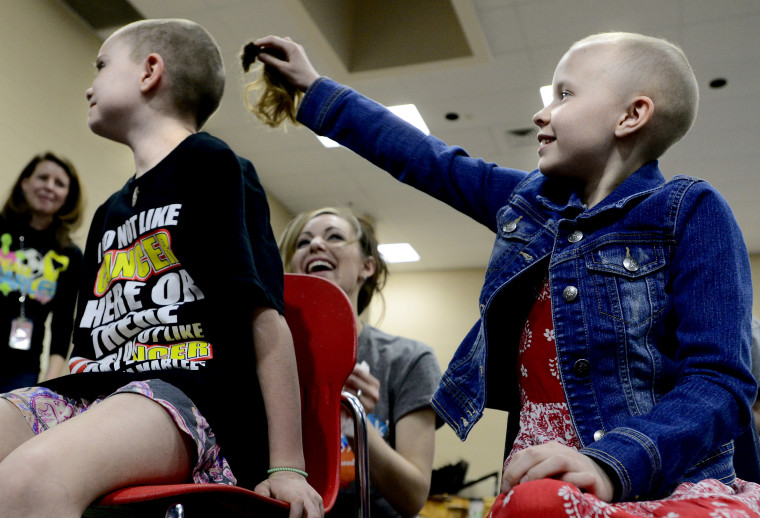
[344, 363, 380, 414]
[253, 36, 320, 91]
[254, 471, 324, 518]
[501, 441, 614, 502]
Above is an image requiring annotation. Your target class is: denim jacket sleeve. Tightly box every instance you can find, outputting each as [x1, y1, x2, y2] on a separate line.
[297, 77, 529, 231]
[581, 178, 756, 500]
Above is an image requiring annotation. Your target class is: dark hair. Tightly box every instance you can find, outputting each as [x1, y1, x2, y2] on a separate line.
[1, 152, 84, 247]
[279, 207, 388, 315]
[115, 19, 225, 129]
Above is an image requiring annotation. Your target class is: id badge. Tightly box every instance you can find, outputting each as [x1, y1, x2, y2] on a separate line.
[9, 317, 33, 351]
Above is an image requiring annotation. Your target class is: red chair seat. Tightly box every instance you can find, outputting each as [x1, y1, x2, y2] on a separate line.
[84, 274, 364, 518]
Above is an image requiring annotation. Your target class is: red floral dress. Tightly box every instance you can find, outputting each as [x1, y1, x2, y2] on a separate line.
[490, 280, 760, 518]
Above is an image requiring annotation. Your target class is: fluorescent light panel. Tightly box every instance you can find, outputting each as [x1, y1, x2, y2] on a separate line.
[388, 104, 430, 134]
[378, 243, 420, 263]
[540, 85, 553, 107]
[317, 135, 341, 148]
[317, 104, 428, 148]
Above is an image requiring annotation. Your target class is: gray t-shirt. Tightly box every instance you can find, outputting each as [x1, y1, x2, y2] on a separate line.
[357, 323, 442, 447]
[332, 324, 441, 518]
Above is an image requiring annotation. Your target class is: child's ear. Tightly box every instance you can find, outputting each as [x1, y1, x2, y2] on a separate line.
[140, 53, 164, 93]
[616, 96, 654, 138]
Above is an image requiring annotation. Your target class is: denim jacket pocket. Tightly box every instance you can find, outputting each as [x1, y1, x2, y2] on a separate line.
[584, 242, 671, 414]
[585, 242, 668, 327]
[447, 321, 486, 372]
[434, 322, 487, 439]
[489, 205, 547, 274]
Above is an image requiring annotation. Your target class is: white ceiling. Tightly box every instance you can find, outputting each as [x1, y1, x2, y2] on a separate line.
[71, 0, 760, 273]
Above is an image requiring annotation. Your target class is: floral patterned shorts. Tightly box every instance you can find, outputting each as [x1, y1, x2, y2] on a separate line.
[1, 379, 236, 485]
[489, 478, 760, 518]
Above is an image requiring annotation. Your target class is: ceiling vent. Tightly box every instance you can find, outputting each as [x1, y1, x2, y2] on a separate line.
[505, 127, 537, 148]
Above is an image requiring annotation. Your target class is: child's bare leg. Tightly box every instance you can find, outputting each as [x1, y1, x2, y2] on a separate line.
[0, 399, 35, 461]
[0, 392, 194, 518]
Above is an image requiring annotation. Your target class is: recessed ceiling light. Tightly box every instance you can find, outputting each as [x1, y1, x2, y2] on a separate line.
[508, 128, 534, 137]
[709, 78, 727, 89]
[378, 243, 420, 263]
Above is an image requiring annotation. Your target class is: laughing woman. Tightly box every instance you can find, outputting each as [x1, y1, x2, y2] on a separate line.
[0, 152, 83, 391]
[279, 207, 441, 518]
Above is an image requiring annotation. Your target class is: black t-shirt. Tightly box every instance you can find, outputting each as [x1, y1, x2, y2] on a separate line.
[0, 215, 82, 375]
[44, 133, 283, 488]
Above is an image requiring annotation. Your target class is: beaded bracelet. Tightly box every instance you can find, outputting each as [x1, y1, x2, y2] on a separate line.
[267, 467, 308, 478]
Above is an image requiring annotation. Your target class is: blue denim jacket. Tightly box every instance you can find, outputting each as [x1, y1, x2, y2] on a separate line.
[298, 78, 756, 501]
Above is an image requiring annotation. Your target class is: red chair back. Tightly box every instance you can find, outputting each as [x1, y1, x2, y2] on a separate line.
[284, 273, 357, 510]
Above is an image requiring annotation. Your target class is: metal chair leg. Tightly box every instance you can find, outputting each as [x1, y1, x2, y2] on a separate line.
[342, 391, 370, 518]
[165, 503, 185, 518]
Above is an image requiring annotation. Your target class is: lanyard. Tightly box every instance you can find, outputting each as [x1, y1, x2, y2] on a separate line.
[9, 234, 33, 351]
[17, 235, 27, 318]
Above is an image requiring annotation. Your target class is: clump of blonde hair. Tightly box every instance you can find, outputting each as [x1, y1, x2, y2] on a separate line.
[241, 42, 303, 127]
[570, 32, 699, 159]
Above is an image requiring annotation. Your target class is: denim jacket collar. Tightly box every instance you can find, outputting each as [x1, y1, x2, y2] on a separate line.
[537, 161, 665, 219]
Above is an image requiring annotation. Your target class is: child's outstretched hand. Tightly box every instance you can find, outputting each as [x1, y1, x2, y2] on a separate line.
[254, 36, 320, 92]
[255, 470, 324, 518]
[501, 441, 614, 502]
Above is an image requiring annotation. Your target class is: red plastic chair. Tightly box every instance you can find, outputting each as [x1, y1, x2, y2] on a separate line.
[83, 274, 369, 518]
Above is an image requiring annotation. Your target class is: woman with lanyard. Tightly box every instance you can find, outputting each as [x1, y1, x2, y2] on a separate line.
[0, 152, 83, 391]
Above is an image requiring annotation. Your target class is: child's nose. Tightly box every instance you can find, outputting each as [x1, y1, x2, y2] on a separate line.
[533, 106, 550, 127]
[85, 88, 93, 102]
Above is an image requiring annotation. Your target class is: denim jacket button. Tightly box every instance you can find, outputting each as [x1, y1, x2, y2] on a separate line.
[623, 256, 640, 272]
[593, 429, 606, 441]
[573, 359, 590, 376]
[503, 219, 518, 233]
[562, 285, 578, 302]
[568, 230, 583, 243]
